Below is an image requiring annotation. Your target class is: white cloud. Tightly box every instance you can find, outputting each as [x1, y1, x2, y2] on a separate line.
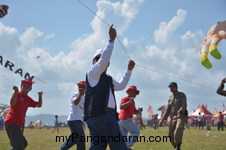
[93, 0, 145, 34]
[0, 22, 21, 57]
[44, 33, 55, 41]
[154, 9, 187, 47]
[20, 27, 43, 47]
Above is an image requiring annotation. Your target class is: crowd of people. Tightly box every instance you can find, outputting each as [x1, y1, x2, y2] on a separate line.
[1, 25, 226, 150]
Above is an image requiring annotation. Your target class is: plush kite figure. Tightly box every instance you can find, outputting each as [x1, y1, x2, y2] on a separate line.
[0, 5, 9, 19]
[200, 21, 226, 68]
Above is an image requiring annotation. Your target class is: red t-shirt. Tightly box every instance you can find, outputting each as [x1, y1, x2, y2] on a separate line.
[4, 91, 38, 127]
[118, 96, 137, 120]
[218, 114, 224, 122]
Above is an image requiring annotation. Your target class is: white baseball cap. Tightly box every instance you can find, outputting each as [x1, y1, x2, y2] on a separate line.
[93, 49, 103, 60]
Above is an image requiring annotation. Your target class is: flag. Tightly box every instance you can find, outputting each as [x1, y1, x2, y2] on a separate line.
[0, 111, 4, 116]
[167, 116, 171, 125]
[158, 105, 167, 111]
[223, 103, 226, 110]
[214, 108, 218, 115]
[147, 105, 154, 118]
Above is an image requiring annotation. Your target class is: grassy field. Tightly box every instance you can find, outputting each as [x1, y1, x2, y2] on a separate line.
[0, 126, 226, 150]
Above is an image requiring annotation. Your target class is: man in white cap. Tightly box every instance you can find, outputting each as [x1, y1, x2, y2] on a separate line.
[84, 24, 135, 150]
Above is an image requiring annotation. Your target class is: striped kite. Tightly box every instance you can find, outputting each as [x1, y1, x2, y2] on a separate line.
[0, 5, 8, 19]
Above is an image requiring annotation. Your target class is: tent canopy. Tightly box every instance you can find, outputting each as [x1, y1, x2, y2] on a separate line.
[188, 105, 213, 119]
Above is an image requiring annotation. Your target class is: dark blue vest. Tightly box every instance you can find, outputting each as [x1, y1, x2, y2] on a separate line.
[84, 73, 115, 121]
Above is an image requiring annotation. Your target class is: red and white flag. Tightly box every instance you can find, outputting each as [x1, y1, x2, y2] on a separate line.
[223, 103, 226, 110]
[147, 105, 154, 118]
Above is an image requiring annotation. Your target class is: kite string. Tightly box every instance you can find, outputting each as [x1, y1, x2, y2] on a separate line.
[77, 0, 111, 27]
[76, 0, 131, 59]
[136, 64, 214, 89]
[76, 0, 215, 90]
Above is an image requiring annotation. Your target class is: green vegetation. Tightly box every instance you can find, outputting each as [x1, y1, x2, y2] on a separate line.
[0, 126, 225, 150]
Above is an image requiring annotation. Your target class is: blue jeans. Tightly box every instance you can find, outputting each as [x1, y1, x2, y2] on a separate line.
[86, 110, 127, 150]
[60, 120, 85, 150]
[119, 118, 140, 148]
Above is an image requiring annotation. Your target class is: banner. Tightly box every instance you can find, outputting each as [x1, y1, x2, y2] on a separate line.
[0, 55, 34, 80]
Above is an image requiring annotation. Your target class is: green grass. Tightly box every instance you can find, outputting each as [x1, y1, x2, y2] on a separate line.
[0, 126, 226, 150]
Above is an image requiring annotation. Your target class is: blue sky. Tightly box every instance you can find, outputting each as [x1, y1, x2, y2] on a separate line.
[0, 0, 226, 118]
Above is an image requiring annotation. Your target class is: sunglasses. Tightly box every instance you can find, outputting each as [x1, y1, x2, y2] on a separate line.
[79, 86, 85, 88]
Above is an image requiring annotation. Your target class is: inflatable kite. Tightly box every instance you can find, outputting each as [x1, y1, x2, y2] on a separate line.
[200, 21, 226, 68]
[0, 5, 8, 19]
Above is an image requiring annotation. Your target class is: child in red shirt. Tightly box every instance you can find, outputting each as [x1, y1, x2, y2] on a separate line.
[118, 86, 141, 150]
[4, 79, 43, 150]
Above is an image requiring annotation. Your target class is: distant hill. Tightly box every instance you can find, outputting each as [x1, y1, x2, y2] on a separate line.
[25, 114, 68, 126]
[25, 114, 151, 127]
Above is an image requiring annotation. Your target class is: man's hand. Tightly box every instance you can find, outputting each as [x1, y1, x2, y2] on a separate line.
[129, 97, 135, 102]
[38, 91, 43, 96]
[79, 89, 85, 96]
[13, 86, 19, 93]
[128, 60, 135, 70]
[37, 91, 43, 107]
[177, 109, 182, 117]
[159, 120, 164, 127]
[221, 77, 226, 85]
[10, 86, 19, 106]
[109, 24, 116, 41]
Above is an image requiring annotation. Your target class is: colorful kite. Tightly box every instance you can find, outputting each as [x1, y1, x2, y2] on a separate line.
[0, 5, 9, 19]
[200, 21, 226, 68]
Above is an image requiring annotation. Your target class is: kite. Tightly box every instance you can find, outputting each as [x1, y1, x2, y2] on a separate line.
[200, 21, 226, 68]
[33, 120, 43, 129]
[0, 5, 8, 19]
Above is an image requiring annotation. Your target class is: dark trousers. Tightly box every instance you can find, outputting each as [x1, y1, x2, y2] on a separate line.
[86, 110, 127, 150]
[60, 120, 86, 150]
[218, 121, 224, 131]
[5, 124, 28, 150]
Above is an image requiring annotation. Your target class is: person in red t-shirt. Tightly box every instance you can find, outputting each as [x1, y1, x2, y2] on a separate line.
[217, 111, 224, 131]
[118, 85, 141, 150]
[4, 79, 43, 150]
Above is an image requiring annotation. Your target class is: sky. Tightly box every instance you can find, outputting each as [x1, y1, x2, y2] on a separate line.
[0, 0, 226, 118]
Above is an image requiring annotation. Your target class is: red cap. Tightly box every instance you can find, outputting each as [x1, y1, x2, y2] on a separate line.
[126, 85, 139, 95]
[21, 79, 33, 85]
[77, 81, 86, 86]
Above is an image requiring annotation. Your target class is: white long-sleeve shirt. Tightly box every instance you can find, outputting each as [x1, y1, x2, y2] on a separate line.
[87, 41, 132, 109]
[67, 93, 84, 121]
